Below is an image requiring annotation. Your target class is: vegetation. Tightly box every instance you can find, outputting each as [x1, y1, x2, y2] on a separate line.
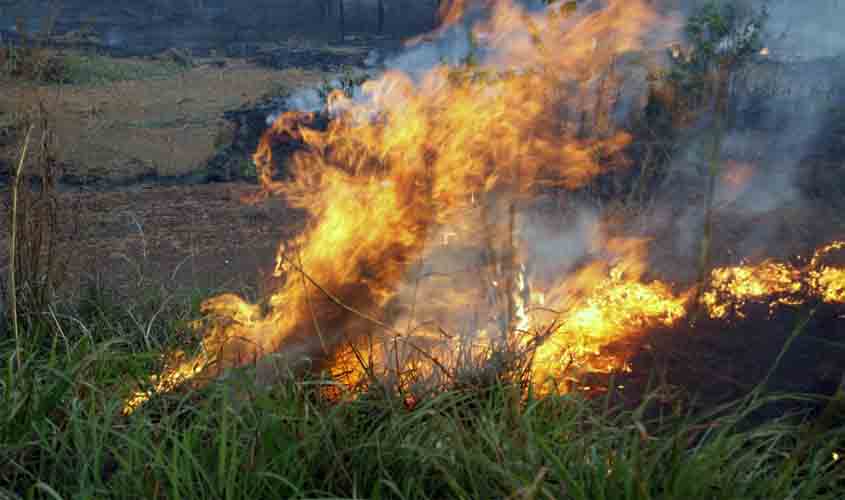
[57, 52, 187, 85]
[1, 298, 844, 499]
[0, 11, 188, 85]
[670, 2, 768, 316]
[0, 45, 188, 85]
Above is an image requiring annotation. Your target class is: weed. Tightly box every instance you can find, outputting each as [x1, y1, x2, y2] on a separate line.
[57, 53, 186, 85]
[2, 94, 66, 351]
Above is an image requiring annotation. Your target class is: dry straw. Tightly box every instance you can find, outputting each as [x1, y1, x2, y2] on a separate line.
[9, 123, 35, 370]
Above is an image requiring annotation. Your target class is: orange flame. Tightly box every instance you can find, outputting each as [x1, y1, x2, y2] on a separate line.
[122, 1, 843, 413]
[704, 241, 845, 320]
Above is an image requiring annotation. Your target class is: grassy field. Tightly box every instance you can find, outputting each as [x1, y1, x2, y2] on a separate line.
[1, 287, 843, 499]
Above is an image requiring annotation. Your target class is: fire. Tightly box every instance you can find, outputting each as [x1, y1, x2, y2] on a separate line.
[123, 1, 844, 413]
[810, 241, 845, 303]
[703, 241, 845, 320]
[527, 263, 688, 391]
[436, 0, 492, 28]
[702, 262, 804, 319]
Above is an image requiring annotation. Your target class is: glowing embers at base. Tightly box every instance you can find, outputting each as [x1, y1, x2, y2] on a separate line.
[703, 262, 804, 320]
[809, 241, 845, 303]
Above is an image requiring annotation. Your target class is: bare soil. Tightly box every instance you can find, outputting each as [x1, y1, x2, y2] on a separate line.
[0, 52, 329, 297]
[0, 183, 303, 301]
[0, 57, 327, 183]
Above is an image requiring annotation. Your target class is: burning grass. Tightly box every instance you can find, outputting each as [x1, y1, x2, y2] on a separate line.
[121, 0, 664, 410]
[115, 0, 845, 415]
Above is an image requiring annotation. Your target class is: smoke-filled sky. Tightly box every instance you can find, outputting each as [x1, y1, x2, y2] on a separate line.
[769, 1, 845, 59]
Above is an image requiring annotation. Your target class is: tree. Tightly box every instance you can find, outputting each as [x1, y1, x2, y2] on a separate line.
[675, 2, 768, 318]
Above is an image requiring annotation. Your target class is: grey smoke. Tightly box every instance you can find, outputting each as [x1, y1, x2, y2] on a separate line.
[763, 0, 845, 60]
[521, 207, 600, 279]
[648, 0, 845, 264]
[275, 88, 324, 120]
[104, 29, 125, 48]
[274, 0, 842, 271]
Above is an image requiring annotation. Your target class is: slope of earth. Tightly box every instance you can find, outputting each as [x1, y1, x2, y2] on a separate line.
[0, 54, 327, 185]
[0, 183, 302, 301]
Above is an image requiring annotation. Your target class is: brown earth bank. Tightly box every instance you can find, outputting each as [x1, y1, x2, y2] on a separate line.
[0, 182, 303, 306]
[0, 57, 327, 183]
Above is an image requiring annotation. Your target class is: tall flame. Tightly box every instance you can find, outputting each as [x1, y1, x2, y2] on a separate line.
[123, 1, 844, 413]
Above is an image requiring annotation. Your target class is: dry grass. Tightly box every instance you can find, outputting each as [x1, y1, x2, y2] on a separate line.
[2, 93, 65, 346]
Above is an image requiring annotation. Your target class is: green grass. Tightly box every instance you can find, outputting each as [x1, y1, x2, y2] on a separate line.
[1, 45, 188, 85]
[1, 287, 843, 499]
[58, 53, 186, 85]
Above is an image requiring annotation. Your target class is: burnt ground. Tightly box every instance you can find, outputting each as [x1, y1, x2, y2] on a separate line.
[609, 302, 845, 424]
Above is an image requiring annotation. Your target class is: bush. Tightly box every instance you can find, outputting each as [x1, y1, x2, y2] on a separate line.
[0, 45, 68, 83]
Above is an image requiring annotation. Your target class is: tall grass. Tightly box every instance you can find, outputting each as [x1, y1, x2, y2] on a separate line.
[7, 123, 34, 371]
[1, 289, 843, 499]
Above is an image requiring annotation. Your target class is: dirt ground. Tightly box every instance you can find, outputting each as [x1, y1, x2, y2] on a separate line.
[0, 57, 327, 183]
[0, 182, 303, 303]
[0, 51, 334, 299]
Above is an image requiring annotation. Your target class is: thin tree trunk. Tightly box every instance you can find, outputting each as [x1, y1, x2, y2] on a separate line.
[694, 60, 732, 320]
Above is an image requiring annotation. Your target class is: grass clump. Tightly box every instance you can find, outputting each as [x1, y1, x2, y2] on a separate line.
[0, 46, 187, 85]
[1, 288, 843, 499]
[56, 53, 186, 86]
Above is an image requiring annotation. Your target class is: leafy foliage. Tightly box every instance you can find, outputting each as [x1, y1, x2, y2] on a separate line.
[317, 67, 372, 104]
[666, 2, 768, 107]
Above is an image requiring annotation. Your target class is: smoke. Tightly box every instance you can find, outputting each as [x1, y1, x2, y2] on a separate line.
[521, 205, 600, 279]
[636, 0, 845, 266]
[275, 88, 324, 120]
[273, 0, 680, 274]
[104, 28, 126, 48]
[274, 0, 840, 302]
[272, 0, 843, 269]
[763, 0, 845, 60]
[281, 0, 681, 111]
